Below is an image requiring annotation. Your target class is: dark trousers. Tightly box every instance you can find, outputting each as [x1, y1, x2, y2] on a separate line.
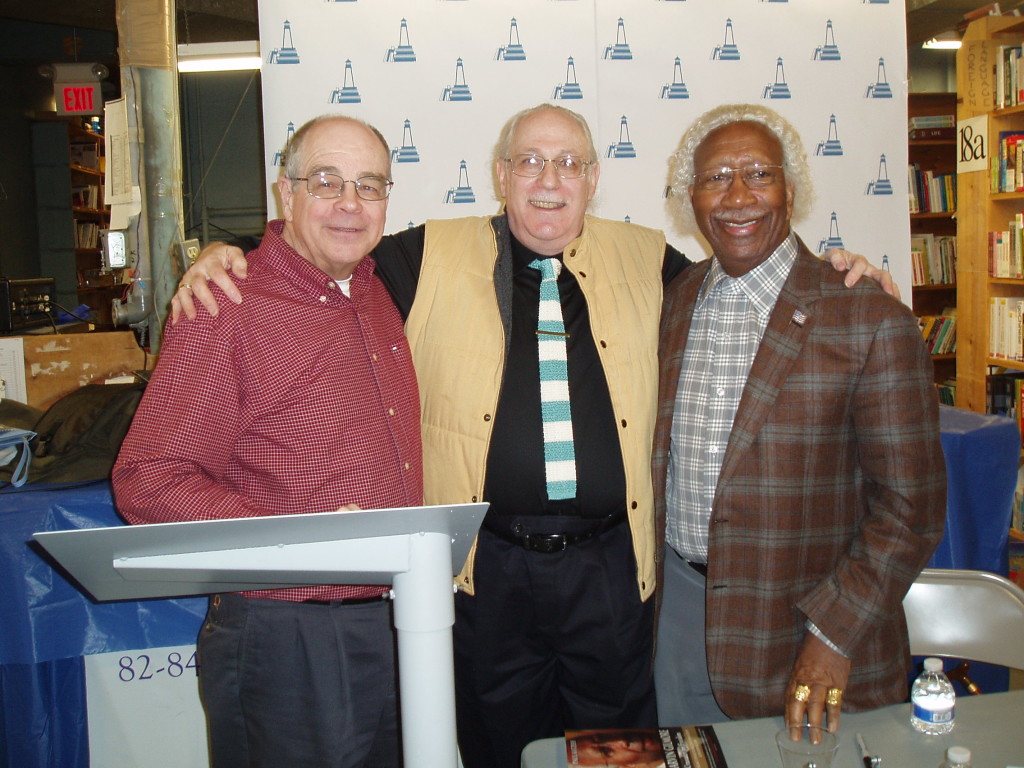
[197, 593, 400, 768]
[454, 522, 657, 768]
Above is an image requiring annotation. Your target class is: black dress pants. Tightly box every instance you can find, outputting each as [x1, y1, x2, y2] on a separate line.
[454, 521, 657, 768]
[198, 593, 399, 768]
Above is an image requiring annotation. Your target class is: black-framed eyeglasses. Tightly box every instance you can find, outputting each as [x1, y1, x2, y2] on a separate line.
[294, 171, 394, 201]
[691, 164, 783, 192]
[505, 153, 592, 179]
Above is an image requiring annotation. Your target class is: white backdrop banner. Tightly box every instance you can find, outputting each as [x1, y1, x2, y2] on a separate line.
[256, 0, 911, 297]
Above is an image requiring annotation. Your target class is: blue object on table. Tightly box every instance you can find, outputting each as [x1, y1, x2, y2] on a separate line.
[923, 406, 1020, 697]
[0, 481, 206, 768]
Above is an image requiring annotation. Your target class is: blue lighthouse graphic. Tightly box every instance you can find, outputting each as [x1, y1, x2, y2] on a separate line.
[272, 122, 295, 166]
[813, 20, 841, 60]
[815, 115, 843, 156]
[865, 154, 894, 195]
[267, 20, 300, 64]
[660, 58, 689, 99]
[865, 58, 893, 98]
[496, 18, 526, 61]
[441, 58, 472, 101]
[712, 19, 740, 61]
[553, 57, 583, 100]
[391, 120, 420, 164]
[606, 116, 636, 159]
[329, 60, 361, 104]
[603, 18, 632, 60]
[817, 212, 845, 252]
[762, 57, 791, 99]
[385, 18, 416, 62]
[445, 160, 476, 204]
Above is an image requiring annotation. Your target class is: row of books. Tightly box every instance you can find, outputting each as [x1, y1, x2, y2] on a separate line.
[994, 43, 1024, 110]
[936, 379, 956, 407]
[918, 312, 957, 356]
[992, 131, 1024, 193]
[988, 215, 1024, 278]
[988, 372, 1024, 450]
[75, 221, 101, 249]
[910, 233, 957, 286]
[907, 114, 955, 142]
[71, 184, 100, 210]
[908, 164, 956, 213]
[989, 296, 1024, 360]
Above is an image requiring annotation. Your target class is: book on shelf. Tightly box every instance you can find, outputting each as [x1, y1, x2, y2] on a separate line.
[909, 127, 956, 141]
[911, 234, 957, 285]
[936, 378, 956, 407]
[565, 726, 728, 768]
[908, 115, 955, 129]
[988, 217, 1024, 278]
[994, 131, 1024, 193]
[988, 296, 1024, 360]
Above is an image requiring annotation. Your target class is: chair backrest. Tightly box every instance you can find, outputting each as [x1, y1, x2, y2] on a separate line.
[903, 568, 1024, 670]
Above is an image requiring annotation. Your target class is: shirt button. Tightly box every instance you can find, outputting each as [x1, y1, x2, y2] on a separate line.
[372, 353, 379, 361]
[404, 462, 410, 470]
[717, 387, 725, 397]
[709, 445, 719, 455]
[389, 407, 395, 416]
[326, 282, 336, 290]
[318, 295, 327, 303]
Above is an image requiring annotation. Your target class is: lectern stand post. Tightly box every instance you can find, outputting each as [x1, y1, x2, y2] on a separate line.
[33, 503, 488, 768]
[393, 531, 458, 766]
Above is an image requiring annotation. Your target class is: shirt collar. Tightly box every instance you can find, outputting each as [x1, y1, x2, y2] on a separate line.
[261, 219, 377, 294]
[697, 230, 798, 315]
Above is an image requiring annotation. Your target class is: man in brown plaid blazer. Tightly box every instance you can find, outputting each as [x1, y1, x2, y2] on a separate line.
[652, 104, 946, 738]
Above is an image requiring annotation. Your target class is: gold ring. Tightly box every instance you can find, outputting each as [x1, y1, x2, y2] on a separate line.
[178, 282, 191, 292]
[793, 684, 810, 703]
[826, 687, 843, 706]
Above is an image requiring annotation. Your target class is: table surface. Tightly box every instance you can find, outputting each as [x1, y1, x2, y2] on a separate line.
[520, 690, 1024, 768]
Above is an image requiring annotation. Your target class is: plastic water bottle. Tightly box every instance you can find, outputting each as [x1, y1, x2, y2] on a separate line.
[910, 657, 956, 734]
[938, 746, 971, 767]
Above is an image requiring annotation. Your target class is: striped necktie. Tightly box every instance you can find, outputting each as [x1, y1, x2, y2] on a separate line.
[529, 257, 576, 500]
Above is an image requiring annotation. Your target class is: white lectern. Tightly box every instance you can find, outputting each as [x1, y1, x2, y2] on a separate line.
[34, 502, 488, 768]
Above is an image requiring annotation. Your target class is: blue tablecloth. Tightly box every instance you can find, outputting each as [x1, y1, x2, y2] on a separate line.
[0, 481, 206, 768]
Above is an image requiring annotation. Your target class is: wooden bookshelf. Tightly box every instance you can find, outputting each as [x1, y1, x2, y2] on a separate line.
[955, 16, 1024, 412]
[909, 93, 958, 394]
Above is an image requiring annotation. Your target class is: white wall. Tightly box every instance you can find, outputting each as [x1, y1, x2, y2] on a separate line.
[256, 0, 912, 297]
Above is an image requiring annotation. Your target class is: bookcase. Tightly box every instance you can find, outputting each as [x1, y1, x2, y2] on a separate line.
[957, 15, 1024, 550]
[909, 92, 958, 398]
[31, 119, 119, 327]
[955, 15, 1024, 413]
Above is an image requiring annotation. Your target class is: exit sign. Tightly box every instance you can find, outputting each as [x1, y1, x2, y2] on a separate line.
[57, 82, 102, 116]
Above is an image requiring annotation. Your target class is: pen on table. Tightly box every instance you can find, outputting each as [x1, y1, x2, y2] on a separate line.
[856, 732, 881, 768]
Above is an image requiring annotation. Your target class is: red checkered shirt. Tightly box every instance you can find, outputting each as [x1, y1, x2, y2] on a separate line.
[113, 220, 423, 601]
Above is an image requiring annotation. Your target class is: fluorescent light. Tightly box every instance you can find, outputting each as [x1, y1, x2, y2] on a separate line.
[922, 32, 961, 50]
[177, 41, 261, 73]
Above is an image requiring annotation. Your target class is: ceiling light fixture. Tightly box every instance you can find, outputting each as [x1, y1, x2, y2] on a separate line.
[922, 31, 962, 50]
[177, 41, 261, 73]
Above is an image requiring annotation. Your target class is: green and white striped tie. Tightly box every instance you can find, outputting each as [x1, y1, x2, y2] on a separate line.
[530, 257, 576, 500]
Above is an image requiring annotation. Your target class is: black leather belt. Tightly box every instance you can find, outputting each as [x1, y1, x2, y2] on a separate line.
[483, 510, 627, 553]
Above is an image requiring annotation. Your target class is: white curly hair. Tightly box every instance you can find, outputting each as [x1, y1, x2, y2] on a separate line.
[668, 104, 814, 232]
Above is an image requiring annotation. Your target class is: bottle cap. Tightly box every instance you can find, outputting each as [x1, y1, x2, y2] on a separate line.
[947, 746, 970, 762]
[924, 657, 944, 672]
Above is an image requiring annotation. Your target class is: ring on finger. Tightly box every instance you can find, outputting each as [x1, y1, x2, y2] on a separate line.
[826, 687, 843, 706]
[793, 684, 811, 703]
[178, 282, 192, 293]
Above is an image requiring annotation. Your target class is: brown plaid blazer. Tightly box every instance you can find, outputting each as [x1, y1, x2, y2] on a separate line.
[653, 239, 947, 719]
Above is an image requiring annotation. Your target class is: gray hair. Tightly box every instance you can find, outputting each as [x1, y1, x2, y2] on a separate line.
[668, 104, 814, 231]
[493, 103, 599, 166]
[282, 114, 391, 181]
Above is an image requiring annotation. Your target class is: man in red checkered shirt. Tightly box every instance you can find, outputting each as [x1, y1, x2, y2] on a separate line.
[112, 115, 422, 768]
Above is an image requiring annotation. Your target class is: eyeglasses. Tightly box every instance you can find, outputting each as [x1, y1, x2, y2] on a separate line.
[691, 164, 783, 192]
[505, 153, 592, 179]
[294, 171, 393, 201]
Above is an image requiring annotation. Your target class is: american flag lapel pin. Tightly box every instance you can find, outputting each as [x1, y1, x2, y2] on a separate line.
[791, 310, 808, 327]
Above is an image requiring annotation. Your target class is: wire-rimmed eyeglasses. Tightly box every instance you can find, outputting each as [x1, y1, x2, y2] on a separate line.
[294, 171, 394, 202]
[505, 153, 592, 179]
[691, 164, 783, 193]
